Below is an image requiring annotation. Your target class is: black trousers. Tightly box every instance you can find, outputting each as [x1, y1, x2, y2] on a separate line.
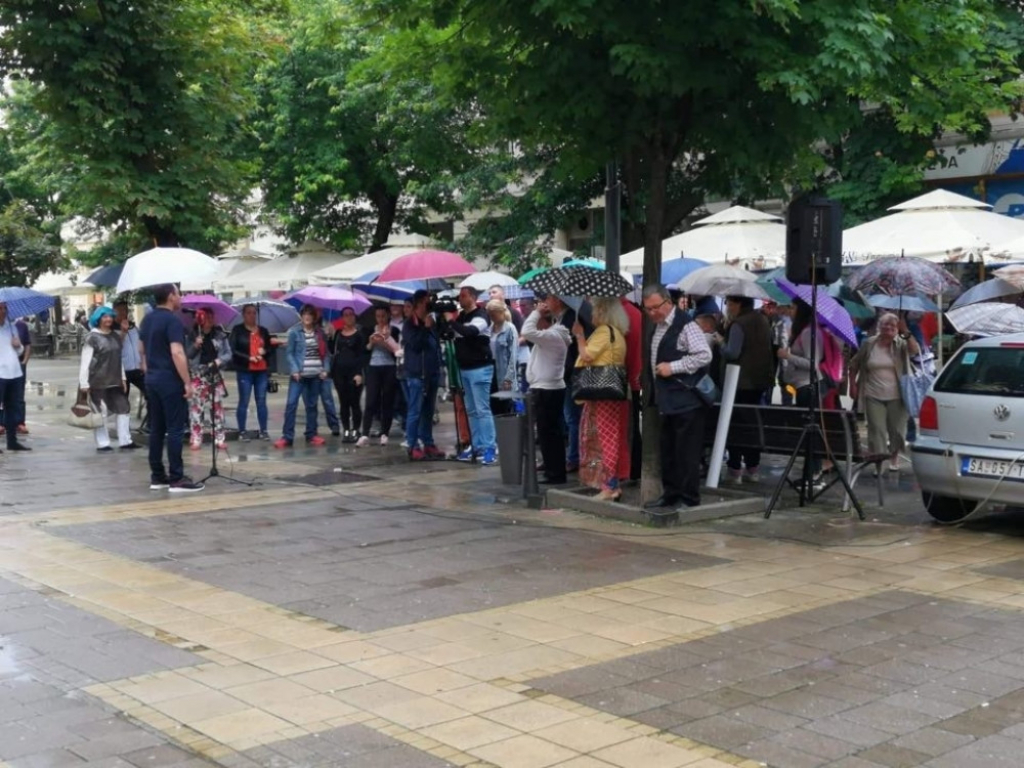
[332, 367, 363, 432]
[361, 365, 397, 436]
[534, 388, 566, 482]
[660, 407, 707, 507]
[0, 377, 20, 448]
[727, 389, 764, 471]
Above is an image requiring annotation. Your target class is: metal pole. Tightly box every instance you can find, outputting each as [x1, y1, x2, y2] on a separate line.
[706, 364, 741, 488]
[604, 162, 621, 274]
[523, 390, 540, 505]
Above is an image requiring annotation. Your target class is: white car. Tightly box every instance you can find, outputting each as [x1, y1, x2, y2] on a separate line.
[911, 332, 1024, 522]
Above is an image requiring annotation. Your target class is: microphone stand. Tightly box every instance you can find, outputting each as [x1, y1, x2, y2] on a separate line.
[197, 364, 253, 487]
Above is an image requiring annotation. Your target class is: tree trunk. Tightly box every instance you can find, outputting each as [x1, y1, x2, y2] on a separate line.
[140, 216, 180, 248]
[368, 190, 399, 253]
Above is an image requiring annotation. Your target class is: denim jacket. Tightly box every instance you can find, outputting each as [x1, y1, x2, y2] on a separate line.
[285, 324, 331, 376]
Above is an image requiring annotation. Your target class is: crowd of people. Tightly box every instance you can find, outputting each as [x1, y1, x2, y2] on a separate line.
[63, 279, 935, 504]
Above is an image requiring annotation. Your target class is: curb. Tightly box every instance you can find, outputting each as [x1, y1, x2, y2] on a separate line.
[544, 486, 764, 527]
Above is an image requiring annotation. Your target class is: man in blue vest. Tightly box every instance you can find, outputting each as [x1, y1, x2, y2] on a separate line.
[642, 284, 712, 511]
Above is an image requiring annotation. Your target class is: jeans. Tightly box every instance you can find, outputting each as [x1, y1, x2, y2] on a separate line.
[460, 365, 496, 452]
[146, 376, 186, 482]
[282, 376, 320, 443]
[236, 370, 269, 433]
[405, 375, 439, 449]
[319, 378, 340, 431]
[563, 388, 582, 465]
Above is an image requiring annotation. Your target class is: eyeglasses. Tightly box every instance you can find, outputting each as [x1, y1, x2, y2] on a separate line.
[643, 299, 669, 313]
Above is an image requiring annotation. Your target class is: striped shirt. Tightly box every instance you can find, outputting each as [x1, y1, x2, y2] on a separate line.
[301, 331, 322, 377]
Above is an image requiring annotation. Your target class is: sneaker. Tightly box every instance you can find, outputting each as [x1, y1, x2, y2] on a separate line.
[189, 442, 202, 451]
[257, 431, 271, 441]
[331, 428, 341, 437]
[308, 435, 326, 446]
[150, 478, 170, 490]
[726, 468, 744, 485]
[424, 445, 445, 460]
[216, 442, 227, 451]
[480, 448, 497, 466]
[274, 438, 292, 449]
[744, 467, 761, 483]
[409, 447, 426, 461]
[399, 440, 410, 450]
[120, 442, 141, 450]
[379, 434, 388, 446]
[96, 446, 115, 453]
[355, 435, 370, 447]
[238, 430, 251, 442]
[456, 448, 474, 462]
[169, 477, 205, 493]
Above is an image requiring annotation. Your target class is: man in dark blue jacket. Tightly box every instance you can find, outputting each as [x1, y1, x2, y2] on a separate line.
[402, 290, 444, 461]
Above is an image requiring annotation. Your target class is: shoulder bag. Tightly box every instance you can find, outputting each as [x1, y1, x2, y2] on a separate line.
[898, 341, 934, 418]
[68, 389, 106, 430]
[571, 327, 628, 401]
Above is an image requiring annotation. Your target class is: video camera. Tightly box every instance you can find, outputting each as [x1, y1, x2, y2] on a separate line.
[429, 297, 458, 315]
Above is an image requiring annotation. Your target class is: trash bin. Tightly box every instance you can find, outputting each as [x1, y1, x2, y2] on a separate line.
[494, 413, 525, 485]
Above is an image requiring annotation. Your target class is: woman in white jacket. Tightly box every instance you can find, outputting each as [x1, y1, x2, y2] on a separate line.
[521, 302, 571, 484]
[79, 307, 138, 452]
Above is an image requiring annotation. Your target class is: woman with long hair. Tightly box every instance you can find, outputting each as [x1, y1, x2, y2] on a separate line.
[79, 307, 138, 452]
[571, 297, 631, 501]
[357, 305, 401, 446]
[486, 298, 519, 416]
[330, 306, 367, 443]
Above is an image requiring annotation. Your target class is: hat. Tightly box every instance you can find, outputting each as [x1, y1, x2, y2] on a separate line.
[694, 296, 720, 318]
[89, 306, 116, 328]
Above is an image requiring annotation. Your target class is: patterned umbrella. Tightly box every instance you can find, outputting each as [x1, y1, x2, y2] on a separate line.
[992, 264, 1024, 290]
[950, 278, 1022, 309]
[846, 255, 959, 296]
[948, 303, 1024, 337]
[775, 279, 859, 348]
[525, 265, 634, 298]
[0, 287, 56, 318]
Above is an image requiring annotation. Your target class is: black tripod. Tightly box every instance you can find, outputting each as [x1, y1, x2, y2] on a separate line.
[764, 279, 865, 520]
[196, 365, 253, 487]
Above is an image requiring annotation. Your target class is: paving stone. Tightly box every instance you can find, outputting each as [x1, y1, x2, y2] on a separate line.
[923, 734, 1024, 767]
[735, 738, 829, 768]
[891, 727, 975, 757]
[856, 742, 932, 767]
[240, 724, 454, 767]
[8, 748, 87, 768]
[670, 714, 772, 749]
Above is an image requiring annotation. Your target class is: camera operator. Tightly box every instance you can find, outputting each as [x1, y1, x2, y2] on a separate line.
[449, 287, 497, 466]
[186, 308, 231, 451]
[402, 290, 445, 461]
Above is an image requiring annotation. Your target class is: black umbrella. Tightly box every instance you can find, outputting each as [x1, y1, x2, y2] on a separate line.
[84, 263, 125, 287]
[526, 265, 634, 298]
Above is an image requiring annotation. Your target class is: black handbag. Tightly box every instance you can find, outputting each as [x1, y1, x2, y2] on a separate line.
[571, 327, 628, 401]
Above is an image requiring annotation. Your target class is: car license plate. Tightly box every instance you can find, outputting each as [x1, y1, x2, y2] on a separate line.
[961, 457, 1024, 482]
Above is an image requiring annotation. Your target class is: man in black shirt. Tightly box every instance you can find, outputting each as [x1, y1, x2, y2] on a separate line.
[450, 287, 497, 465]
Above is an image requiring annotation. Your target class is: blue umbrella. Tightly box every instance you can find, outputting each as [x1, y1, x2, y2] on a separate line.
[950, 278, 1022, 309]
[229, 299, 300, 334]
[84, 263, 125, 287]
[0, 287, 56, 318]
[867, 293, 940, 313]
[660, 258, 709, 286]
[352, 275, 448, 304]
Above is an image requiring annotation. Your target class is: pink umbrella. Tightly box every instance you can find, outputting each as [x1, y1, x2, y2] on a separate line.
[377, 250, 476, 283]
[180, 294, 239, 326]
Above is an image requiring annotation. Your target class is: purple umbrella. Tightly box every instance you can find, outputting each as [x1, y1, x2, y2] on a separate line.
[180, 294, 239, 326]
[285, 286, 372, 315]
[776, 279, 858, 349]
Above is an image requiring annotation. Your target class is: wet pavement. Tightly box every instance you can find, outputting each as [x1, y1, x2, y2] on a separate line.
[4, 358, 1024, 767]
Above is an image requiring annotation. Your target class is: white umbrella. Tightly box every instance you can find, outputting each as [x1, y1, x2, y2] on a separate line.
[675, 263, 770, 299]
[948, 303, 1024, 337]
[116, 247, 218, 293]
[842, 189, 1024, 264]
[459, 271, 518, 291]
[620, 205, 785, 271]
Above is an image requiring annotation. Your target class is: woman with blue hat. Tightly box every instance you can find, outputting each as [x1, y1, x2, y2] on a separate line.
[79, 307, 139, 452]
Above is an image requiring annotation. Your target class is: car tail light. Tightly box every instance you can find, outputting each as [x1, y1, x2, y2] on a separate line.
[919, 396, 938, 431]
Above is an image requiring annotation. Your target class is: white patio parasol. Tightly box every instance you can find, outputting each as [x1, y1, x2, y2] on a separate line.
[620, 205, 786, 271]
[459, 271, 518, 292]
[180, 246, 272, 292]
[842, 189, 1024, 264]
[307, 247, 428, 285]
[116, 247, 218, 293]
[214, 242, 350, 293]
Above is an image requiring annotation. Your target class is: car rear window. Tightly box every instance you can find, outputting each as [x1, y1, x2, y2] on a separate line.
[935, 346, 1024, 397]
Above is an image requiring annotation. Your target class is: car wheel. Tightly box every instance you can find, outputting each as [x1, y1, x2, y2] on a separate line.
[922, 492, 976, 523]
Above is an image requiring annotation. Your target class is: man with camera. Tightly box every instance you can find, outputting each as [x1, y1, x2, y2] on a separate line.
[449, 287, 497, 466]
[402, 290, 445, 461]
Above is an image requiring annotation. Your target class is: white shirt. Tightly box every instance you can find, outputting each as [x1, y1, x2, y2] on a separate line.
[521, 311, 570, 390]
[0, 322, 23, 380]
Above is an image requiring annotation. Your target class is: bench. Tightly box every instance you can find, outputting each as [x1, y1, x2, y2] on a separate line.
[703, 404, 888, 515]
[28, 330, 54, 358]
